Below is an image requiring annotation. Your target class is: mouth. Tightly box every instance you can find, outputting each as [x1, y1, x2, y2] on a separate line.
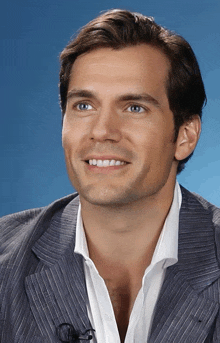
[85, 159, 127, 167]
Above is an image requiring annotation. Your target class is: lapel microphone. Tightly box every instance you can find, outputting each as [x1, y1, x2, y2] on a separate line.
[56, 323, 94, 342]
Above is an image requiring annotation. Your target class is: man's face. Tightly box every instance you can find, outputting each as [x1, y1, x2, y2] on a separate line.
[62, 44, 178, 206]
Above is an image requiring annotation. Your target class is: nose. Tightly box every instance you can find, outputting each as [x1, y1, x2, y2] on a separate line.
[90, 107, 122, 143]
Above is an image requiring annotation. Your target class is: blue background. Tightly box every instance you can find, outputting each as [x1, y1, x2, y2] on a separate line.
[1, 0, 220, 216]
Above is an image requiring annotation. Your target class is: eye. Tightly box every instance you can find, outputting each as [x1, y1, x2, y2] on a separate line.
[76, 102, 93, 111]
[127, 105, 145, 113]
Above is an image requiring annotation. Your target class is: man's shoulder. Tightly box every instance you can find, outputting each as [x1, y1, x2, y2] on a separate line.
[180, 185, 220, 225]
[0, 193, 79, 259]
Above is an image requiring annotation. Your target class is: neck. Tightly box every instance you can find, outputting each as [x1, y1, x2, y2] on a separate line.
[80, 179, 176, 270]
[80, 179, 177, 341]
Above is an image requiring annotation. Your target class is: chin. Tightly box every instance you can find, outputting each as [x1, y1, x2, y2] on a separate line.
[78, 186, 136, 207]
[78, 185, 149, 208]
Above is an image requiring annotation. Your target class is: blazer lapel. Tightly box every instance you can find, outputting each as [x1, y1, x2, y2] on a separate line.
[149, 187, 220, 343]
[25, 196, 94, 342]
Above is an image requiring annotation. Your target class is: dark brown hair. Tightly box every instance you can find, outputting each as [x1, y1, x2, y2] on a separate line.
[59, 9, 206, 173]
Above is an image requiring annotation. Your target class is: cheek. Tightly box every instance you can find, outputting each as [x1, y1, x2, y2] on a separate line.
[62, 118, 83, 152]
[62, 128, 71, 156]
[127, 123, 160, 151]
[62, 129, 78, 164]
[134, 128, 175, 167]
[63, 114, 92, 141]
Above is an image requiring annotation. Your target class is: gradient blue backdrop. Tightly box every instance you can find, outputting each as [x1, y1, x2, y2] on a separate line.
[1, 0, 220, 216]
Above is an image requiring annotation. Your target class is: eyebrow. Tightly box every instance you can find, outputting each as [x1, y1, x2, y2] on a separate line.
[117, 94, 160, 108]
[67, 89, 96, 100]
[67, 89, 160, 108]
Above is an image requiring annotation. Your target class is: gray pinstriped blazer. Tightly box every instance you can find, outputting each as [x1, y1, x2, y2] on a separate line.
[1, 186, 220, 342]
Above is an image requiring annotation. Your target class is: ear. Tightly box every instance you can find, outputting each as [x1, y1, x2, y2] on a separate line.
[175, 115, 201, 161]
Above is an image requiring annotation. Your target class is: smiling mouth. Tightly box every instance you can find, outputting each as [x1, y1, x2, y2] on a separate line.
[85, 159, 127, 167]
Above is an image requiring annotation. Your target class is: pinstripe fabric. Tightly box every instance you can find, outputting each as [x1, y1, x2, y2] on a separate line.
[1, 187, 220, 342]
[149, 187, 220, 343]
[0, 194, 93, 342]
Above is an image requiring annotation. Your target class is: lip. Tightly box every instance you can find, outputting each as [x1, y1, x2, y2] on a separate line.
[85, 162, 128, 174]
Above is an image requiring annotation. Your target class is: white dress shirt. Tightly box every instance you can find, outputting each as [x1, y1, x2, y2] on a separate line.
[74, 182, 182, 342]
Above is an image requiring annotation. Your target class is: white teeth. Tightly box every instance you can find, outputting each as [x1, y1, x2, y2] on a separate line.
[103, 160, 110, 167]
[88, 159, 126, 167]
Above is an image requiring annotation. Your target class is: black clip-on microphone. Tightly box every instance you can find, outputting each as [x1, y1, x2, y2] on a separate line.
[56, 323, 94, 342]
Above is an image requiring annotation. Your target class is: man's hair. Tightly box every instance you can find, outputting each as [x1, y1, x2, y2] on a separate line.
[59, 9, 206, 173]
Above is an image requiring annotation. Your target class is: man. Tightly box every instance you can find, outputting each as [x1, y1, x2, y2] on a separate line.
[1, 9, 220, 343]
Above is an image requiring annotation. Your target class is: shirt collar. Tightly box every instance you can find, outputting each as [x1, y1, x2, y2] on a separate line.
[150, 181, 182, 269]
[74, 181, 182, 267]
[74, 202, 90, 259]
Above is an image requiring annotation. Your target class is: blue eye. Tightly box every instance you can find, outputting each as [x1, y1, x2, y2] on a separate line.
[76, 103, 93, 110]
[128, 105, 145, 113]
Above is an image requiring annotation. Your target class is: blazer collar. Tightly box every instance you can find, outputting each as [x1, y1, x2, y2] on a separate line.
[32, 194, 79, 266]
[175, 186, 220, 290]
[149, 186, 220, 342]
[25, 195, 94, 342]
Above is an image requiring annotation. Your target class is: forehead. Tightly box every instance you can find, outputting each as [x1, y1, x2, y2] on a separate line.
[72, 44, 169, 75]
[68, 44, 170, 101]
